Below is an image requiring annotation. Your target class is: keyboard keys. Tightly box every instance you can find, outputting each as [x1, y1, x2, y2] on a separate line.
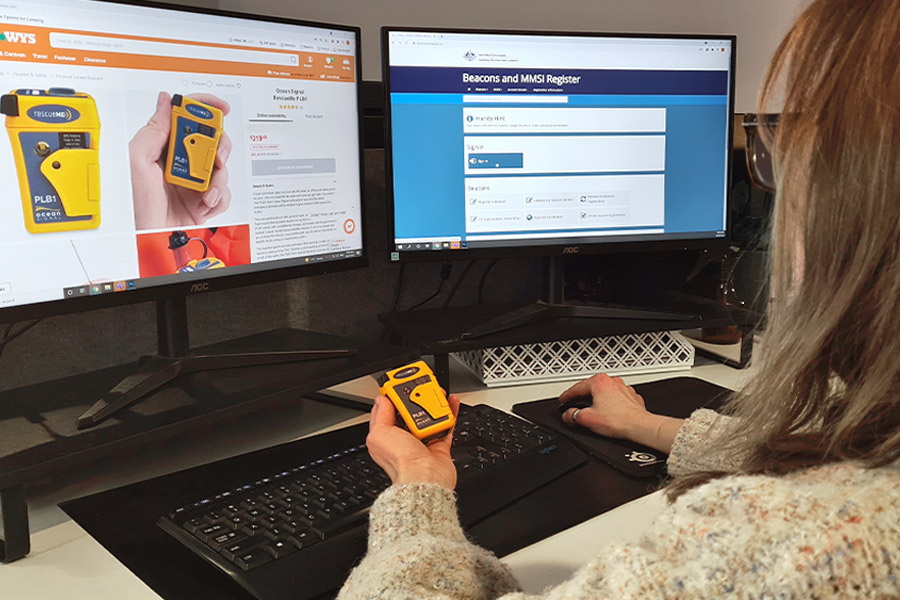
[240, 522, 265, 537]
[239, 497, 261, 511]
[234, 549, 273, 571]
[194, 523, 228, 542]
[209, 529, 245, 550]
[265, 537, 299, 559]
[181, 517, 204, 533]
[225, 514, 251, 530]
[291, 529, 320, 549]
[161, 405, 564, 572]
[202, 509, 225, 524]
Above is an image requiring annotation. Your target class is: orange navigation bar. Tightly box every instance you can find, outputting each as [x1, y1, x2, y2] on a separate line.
[0, 24, 356, 82]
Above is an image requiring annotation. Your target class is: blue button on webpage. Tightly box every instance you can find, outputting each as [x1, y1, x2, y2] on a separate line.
[467, 153, 524, 168]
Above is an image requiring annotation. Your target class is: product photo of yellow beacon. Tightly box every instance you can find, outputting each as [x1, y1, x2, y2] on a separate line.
[1, 87, 101, 233]
[164, 94, 223, 192]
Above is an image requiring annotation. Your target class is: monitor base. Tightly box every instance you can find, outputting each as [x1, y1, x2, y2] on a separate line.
[457, 300, 695, 341]
[75, 349, 356, 430]
[75, 297, 356, 430]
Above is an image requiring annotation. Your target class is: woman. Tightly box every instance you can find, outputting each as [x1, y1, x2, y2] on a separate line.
[339, 0, 900, 597]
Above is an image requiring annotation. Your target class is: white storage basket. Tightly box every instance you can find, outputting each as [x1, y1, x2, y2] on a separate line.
[452, 330, 695, 387]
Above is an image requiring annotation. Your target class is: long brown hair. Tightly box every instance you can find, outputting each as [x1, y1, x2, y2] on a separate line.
[668, 0, 900, 500]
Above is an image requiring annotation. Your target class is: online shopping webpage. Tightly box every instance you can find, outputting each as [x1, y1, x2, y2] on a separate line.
[387, 31, 731, 254]
[0, 0, 361, 309]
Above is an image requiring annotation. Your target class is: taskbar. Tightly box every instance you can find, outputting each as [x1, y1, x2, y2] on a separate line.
[61, 248, 364, 299]
[394, 230, 725, 254]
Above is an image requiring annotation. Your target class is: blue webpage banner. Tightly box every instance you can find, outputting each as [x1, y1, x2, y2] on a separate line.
[389, 67, 729, 96]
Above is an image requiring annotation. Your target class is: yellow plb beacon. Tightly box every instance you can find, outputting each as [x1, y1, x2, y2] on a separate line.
[378, 361, 455, 444]
[164, 94, 223, 192]
[1, 88, 101, 233]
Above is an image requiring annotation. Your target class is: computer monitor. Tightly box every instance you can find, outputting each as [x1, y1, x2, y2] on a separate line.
[0, 0, 365, 425]
[383, 27, 735, 263]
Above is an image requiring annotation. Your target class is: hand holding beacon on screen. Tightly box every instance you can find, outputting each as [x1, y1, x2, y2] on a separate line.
[130, 91, 232, 230]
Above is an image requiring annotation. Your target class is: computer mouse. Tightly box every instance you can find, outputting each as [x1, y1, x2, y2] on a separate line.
[557, 395, 593, 414]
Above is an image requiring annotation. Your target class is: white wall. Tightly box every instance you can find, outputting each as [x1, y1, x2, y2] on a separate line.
[216, 0, 805, 113]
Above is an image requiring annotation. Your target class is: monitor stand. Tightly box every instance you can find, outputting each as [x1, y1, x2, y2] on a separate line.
[458, 256, 694, 340]
[75, 297, 356, 430]
[458, 299, 693, 340]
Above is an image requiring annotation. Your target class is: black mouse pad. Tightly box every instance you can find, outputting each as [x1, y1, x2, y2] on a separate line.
[513, 377, 731, 478]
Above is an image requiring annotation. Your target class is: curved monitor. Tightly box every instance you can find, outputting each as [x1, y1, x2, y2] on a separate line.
[0, 0, 365, 323]
[383, 27, 735, 262]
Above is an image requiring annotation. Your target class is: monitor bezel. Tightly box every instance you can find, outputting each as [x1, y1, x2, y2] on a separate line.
[381, 25, 736, 263]
[0, 0, 367, 323]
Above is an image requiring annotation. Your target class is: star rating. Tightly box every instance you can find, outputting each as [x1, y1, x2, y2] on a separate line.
[279, 104, 299, 110]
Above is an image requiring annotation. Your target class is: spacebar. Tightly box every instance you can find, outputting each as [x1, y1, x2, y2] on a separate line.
[315, 507, 371, 539]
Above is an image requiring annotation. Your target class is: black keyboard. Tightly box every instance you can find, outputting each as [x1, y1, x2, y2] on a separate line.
[161, 443, 389, 571]
[157, 404, 586, 600]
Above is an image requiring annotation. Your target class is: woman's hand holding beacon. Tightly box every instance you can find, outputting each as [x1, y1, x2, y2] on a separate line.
[366, 393, 461, 490]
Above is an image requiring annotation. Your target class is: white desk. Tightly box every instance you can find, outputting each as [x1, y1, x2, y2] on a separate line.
[0, 351, 756, 599]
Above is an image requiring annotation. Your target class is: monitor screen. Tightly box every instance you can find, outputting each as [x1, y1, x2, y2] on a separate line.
[0, 0, 364, 322]
[383, 28, 734, 261]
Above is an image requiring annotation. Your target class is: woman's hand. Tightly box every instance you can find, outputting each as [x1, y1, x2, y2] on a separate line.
[558, 373, 648, 437]
[130, 91, 233, 230]
[557, 373, 684, 454]
[366, 393, 461, 490]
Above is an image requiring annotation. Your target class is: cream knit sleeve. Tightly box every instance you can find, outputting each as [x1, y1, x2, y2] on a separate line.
[666, 408, 745, 476]
[337, 483, 520, 600]
[338, 455, 900, 600]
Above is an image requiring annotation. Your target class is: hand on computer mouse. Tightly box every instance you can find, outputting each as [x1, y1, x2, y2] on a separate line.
[557, 395, 592, 431]
[557, 373, 650, 440]
[557, 395, 593, 414]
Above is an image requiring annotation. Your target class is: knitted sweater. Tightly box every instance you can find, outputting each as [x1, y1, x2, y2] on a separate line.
[337, 409, 900, 599]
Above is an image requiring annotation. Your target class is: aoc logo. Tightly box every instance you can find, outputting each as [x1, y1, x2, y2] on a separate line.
[562, 246, 580, 254]
[190, 282, 210, 293]
[27, 104, 80, 123]
[0, 31, 37, 44]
